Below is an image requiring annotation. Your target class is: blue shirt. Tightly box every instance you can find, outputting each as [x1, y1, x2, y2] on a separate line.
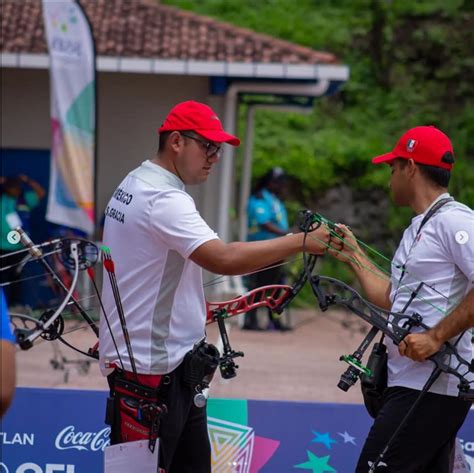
[1, 190, 40, 250]
[0, 289, 15, 343]
[247, 189, 289, 241]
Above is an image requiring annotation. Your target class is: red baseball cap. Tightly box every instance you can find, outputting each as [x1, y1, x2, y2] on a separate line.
[372, 126, 454, 170]
[158, 101, 240, 146]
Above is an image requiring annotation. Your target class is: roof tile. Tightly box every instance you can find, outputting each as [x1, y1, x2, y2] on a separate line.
[1, 0, 339, 64]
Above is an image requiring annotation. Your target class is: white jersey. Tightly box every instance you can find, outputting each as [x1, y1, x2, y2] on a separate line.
[388, 193, 474, 396]
[99, 160, 218, 375]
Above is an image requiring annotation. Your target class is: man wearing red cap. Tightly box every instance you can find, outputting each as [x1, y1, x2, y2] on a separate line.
[99, 101, 337, 472]
[336, 126, 473, 472]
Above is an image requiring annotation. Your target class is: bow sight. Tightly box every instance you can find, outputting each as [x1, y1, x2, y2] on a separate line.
[211, 309, 244, 379]
[58, 238, 99, 271]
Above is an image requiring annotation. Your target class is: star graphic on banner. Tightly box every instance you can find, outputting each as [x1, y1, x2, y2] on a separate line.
[311, 431, 337, 449]
[338, 431, 356, 445]
[294, 451, 336, 473]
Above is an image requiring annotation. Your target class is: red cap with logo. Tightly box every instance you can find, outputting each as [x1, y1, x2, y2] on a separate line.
[372, 126, 454, 170]
[158, 101, 240, 146]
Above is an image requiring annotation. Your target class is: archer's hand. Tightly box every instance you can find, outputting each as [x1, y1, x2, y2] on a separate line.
[399, 332, 442, 361]
[329, 224, 360, 264]
[327, 224, 344, 256]
[305, 224, 331, 255]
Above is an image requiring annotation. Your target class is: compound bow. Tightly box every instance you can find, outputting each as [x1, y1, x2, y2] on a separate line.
[3, 229, 100, 359]
[298, 210, 473, 470]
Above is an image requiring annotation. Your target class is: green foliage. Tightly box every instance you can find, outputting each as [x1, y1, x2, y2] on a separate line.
[165, 0, 473, 281]
[164, 0, 365, 54]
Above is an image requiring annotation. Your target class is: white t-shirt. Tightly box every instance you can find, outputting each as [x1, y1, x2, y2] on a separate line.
[99, 160, 218, 375]
[388, 193, 474, 396]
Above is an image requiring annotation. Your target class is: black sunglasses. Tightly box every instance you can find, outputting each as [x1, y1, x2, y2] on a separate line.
[181, 133, 222, 157]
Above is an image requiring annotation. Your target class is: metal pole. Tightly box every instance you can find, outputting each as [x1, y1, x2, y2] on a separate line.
[238, 106, 256, 242]
[217, 86, 237, 243]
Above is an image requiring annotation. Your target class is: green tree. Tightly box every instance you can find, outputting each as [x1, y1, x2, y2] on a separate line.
[164, 0, 474, 290]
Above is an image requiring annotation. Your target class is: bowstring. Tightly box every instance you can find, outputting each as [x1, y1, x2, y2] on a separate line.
[0, 248, 63, 286]
[306, 225, 450, 316]
[0, 249, 63, 274]
[0, 238, 62, 259]
[313, 214, 450, 302]
[203, 256, 301, 289]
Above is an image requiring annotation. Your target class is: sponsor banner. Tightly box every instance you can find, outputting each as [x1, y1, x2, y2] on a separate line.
[1, 388, 473, 472]
[1, 388, 106, 473]
[42, 0, 96, 235]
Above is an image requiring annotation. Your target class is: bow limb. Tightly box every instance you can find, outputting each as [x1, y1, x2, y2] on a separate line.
[308, 275, 421, 343]
[14, 242, 80, 350]
[307, 274, 473, 397]
[8, 237, 101, 359]
[274, 253, 317, 314]
[4, 236, 100, 337]
[429, 340, 474, 400]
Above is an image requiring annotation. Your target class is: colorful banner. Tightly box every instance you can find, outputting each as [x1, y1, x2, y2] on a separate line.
[1, 388, 473, 472]
[42, 0, 96, 235]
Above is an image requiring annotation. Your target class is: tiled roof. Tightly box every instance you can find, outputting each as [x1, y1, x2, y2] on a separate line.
[0, 0, 339, 65]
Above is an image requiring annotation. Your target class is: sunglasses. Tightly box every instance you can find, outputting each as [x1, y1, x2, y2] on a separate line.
[181, 133, 222, 157]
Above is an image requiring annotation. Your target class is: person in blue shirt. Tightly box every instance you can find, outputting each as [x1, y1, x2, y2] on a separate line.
[0, 288, 16, 417]
[244, 167, 291, 331]
[0, 174, 45, 307]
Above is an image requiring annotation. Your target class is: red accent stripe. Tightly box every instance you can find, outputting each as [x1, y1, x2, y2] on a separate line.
[122, 370, 163, 389]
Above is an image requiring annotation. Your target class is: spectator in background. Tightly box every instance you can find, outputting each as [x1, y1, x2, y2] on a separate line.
[0, 175, 46, 307]
[0, 288, 16, 417]
[244, 167, 291, 331]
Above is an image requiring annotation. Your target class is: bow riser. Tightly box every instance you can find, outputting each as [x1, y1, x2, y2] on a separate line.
[206, 284, 293, 323]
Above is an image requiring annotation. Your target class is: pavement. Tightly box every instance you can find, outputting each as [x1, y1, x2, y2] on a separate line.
[16, 307, 369, 405]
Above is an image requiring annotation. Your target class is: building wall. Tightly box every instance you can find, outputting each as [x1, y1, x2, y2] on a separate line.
[1, 68, 51, 149]
[1, 67, 228, 233]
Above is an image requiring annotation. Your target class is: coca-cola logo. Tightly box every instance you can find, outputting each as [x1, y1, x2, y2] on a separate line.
[55, 426, 110, 452]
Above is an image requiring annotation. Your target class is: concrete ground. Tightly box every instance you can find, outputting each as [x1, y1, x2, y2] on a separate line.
[15, 307, 368, 405]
